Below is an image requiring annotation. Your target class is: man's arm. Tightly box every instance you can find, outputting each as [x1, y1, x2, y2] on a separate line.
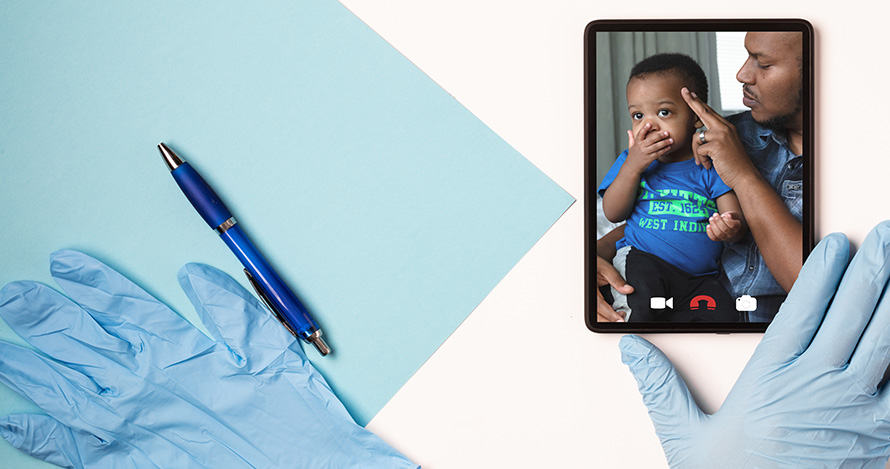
[732, 170, 802, 292]
[681, 88, 802, 291]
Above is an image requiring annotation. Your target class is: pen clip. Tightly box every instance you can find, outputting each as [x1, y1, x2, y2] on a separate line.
[243, 269, 299, 339]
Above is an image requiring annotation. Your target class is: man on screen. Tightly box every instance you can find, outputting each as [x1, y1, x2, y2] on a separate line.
[596, 31, 805, 323]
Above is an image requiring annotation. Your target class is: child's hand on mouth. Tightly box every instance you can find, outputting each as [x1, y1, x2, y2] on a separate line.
[625, 123, 673, 174]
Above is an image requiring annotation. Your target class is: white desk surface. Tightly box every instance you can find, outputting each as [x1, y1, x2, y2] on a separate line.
[343, 0, 890, 467]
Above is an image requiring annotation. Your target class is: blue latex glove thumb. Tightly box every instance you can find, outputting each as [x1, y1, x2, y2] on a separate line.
[0, 250, 418, 468]
[621, 222, 890, 468]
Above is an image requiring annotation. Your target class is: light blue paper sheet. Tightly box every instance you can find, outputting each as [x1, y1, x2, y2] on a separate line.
[0, 1, 572, 466]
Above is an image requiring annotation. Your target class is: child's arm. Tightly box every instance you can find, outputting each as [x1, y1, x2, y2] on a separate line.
[601, 166, 644, 223]
[709, 190, 748, 243]
[602, 124, 673, 222]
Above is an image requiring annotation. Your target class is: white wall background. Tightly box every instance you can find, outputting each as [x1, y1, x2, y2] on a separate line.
[338, 1, 885, 467]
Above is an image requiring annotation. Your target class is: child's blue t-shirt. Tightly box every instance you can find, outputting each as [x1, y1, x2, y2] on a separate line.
[597, 150, 733, 275]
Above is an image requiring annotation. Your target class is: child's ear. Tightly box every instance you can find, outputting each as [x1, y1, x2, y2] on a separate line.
[695, 117, 703, 128]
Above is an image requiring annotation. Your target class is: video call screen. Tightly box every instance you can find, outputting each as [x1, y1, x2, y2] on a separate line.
[585, 20, 814, 332]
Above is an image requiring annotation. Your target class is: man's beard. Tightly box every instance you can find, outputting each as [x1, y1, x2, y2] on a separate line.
[750, 86, 803, 132]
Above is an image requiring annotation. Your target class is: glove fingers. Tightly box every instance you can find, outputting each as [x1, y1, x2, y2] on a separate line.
[619, 335, 703, 441]
[849, 294, 890, 396]
[0, 342, 113, 431]
[50, 250, 198, 339]
[0, 413, 161, 469]
[848, 237, 890, 393]
[755, 233, 850, 362]
[807, 222, 890, 368]
[0, 343, 196, 467]
[0, 413, 86, 469]
[0, 281, 136, 374]
[49, 250, 216, 369]
[178, 263, 297, 369]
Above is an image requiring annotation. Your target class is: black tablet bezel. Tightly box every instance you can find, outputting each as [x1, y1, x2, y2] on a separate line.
[584, 19, 815, 333]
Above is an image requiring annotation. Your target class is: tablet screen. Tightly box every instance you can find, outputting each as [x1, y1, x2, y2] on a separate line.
[585, 20, 814, 332]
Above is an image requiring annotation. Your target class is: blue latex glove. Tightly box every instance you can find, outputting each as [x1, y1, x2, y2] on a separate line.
[621, 222, 890, 468]
[0, 250, 418, 468]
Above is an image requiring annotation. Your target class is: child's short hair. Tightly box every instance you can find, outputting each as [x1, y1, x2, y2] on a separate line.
[629, 53, 709, 103]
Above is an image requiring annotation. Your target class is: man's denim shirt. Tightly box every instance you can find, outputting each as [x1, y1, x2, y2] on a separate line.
[721, 111, 804, 320]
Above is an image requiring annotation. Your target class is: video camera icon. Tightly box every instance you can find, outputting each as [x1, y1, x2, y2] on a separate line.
[650, 297, 674, 310]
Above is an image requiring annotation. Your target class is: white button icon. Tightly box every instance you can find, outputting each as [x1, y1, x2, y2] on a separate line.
[650, 297, 674, 310]
[736, 295, 757, 311]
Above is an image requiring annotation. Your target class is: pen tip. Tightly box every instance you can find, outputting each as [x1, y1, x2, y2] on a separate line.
[158, 142, 184, 171]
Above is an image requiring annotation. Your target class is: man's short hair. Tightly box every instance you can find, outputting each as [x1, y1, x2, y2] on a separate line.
[629, 53, 709, 104]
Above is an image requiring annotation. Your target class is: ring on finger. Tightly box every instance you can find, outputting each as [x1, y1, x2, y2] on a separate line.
[699, 131, 708, 144]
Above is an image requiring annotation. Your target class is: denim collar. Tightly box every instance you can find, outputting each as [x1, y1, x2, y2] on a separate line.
[760, 125, 787, 147]
[731, 112, 800, 162]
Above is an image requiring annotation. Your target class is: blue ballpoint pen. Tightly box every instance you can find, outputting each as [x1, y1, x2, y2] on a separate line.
[158, 142, 331, 355]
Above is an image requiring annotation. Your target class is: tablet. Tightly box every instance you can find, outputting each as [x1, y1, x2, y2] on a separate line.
[585, 19, 814, 332]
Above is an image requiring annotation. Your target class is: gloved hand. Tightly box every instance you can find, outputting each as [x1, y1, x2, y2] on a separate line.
[0, 250, 418, 468]
[621, 222, 890, 468]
